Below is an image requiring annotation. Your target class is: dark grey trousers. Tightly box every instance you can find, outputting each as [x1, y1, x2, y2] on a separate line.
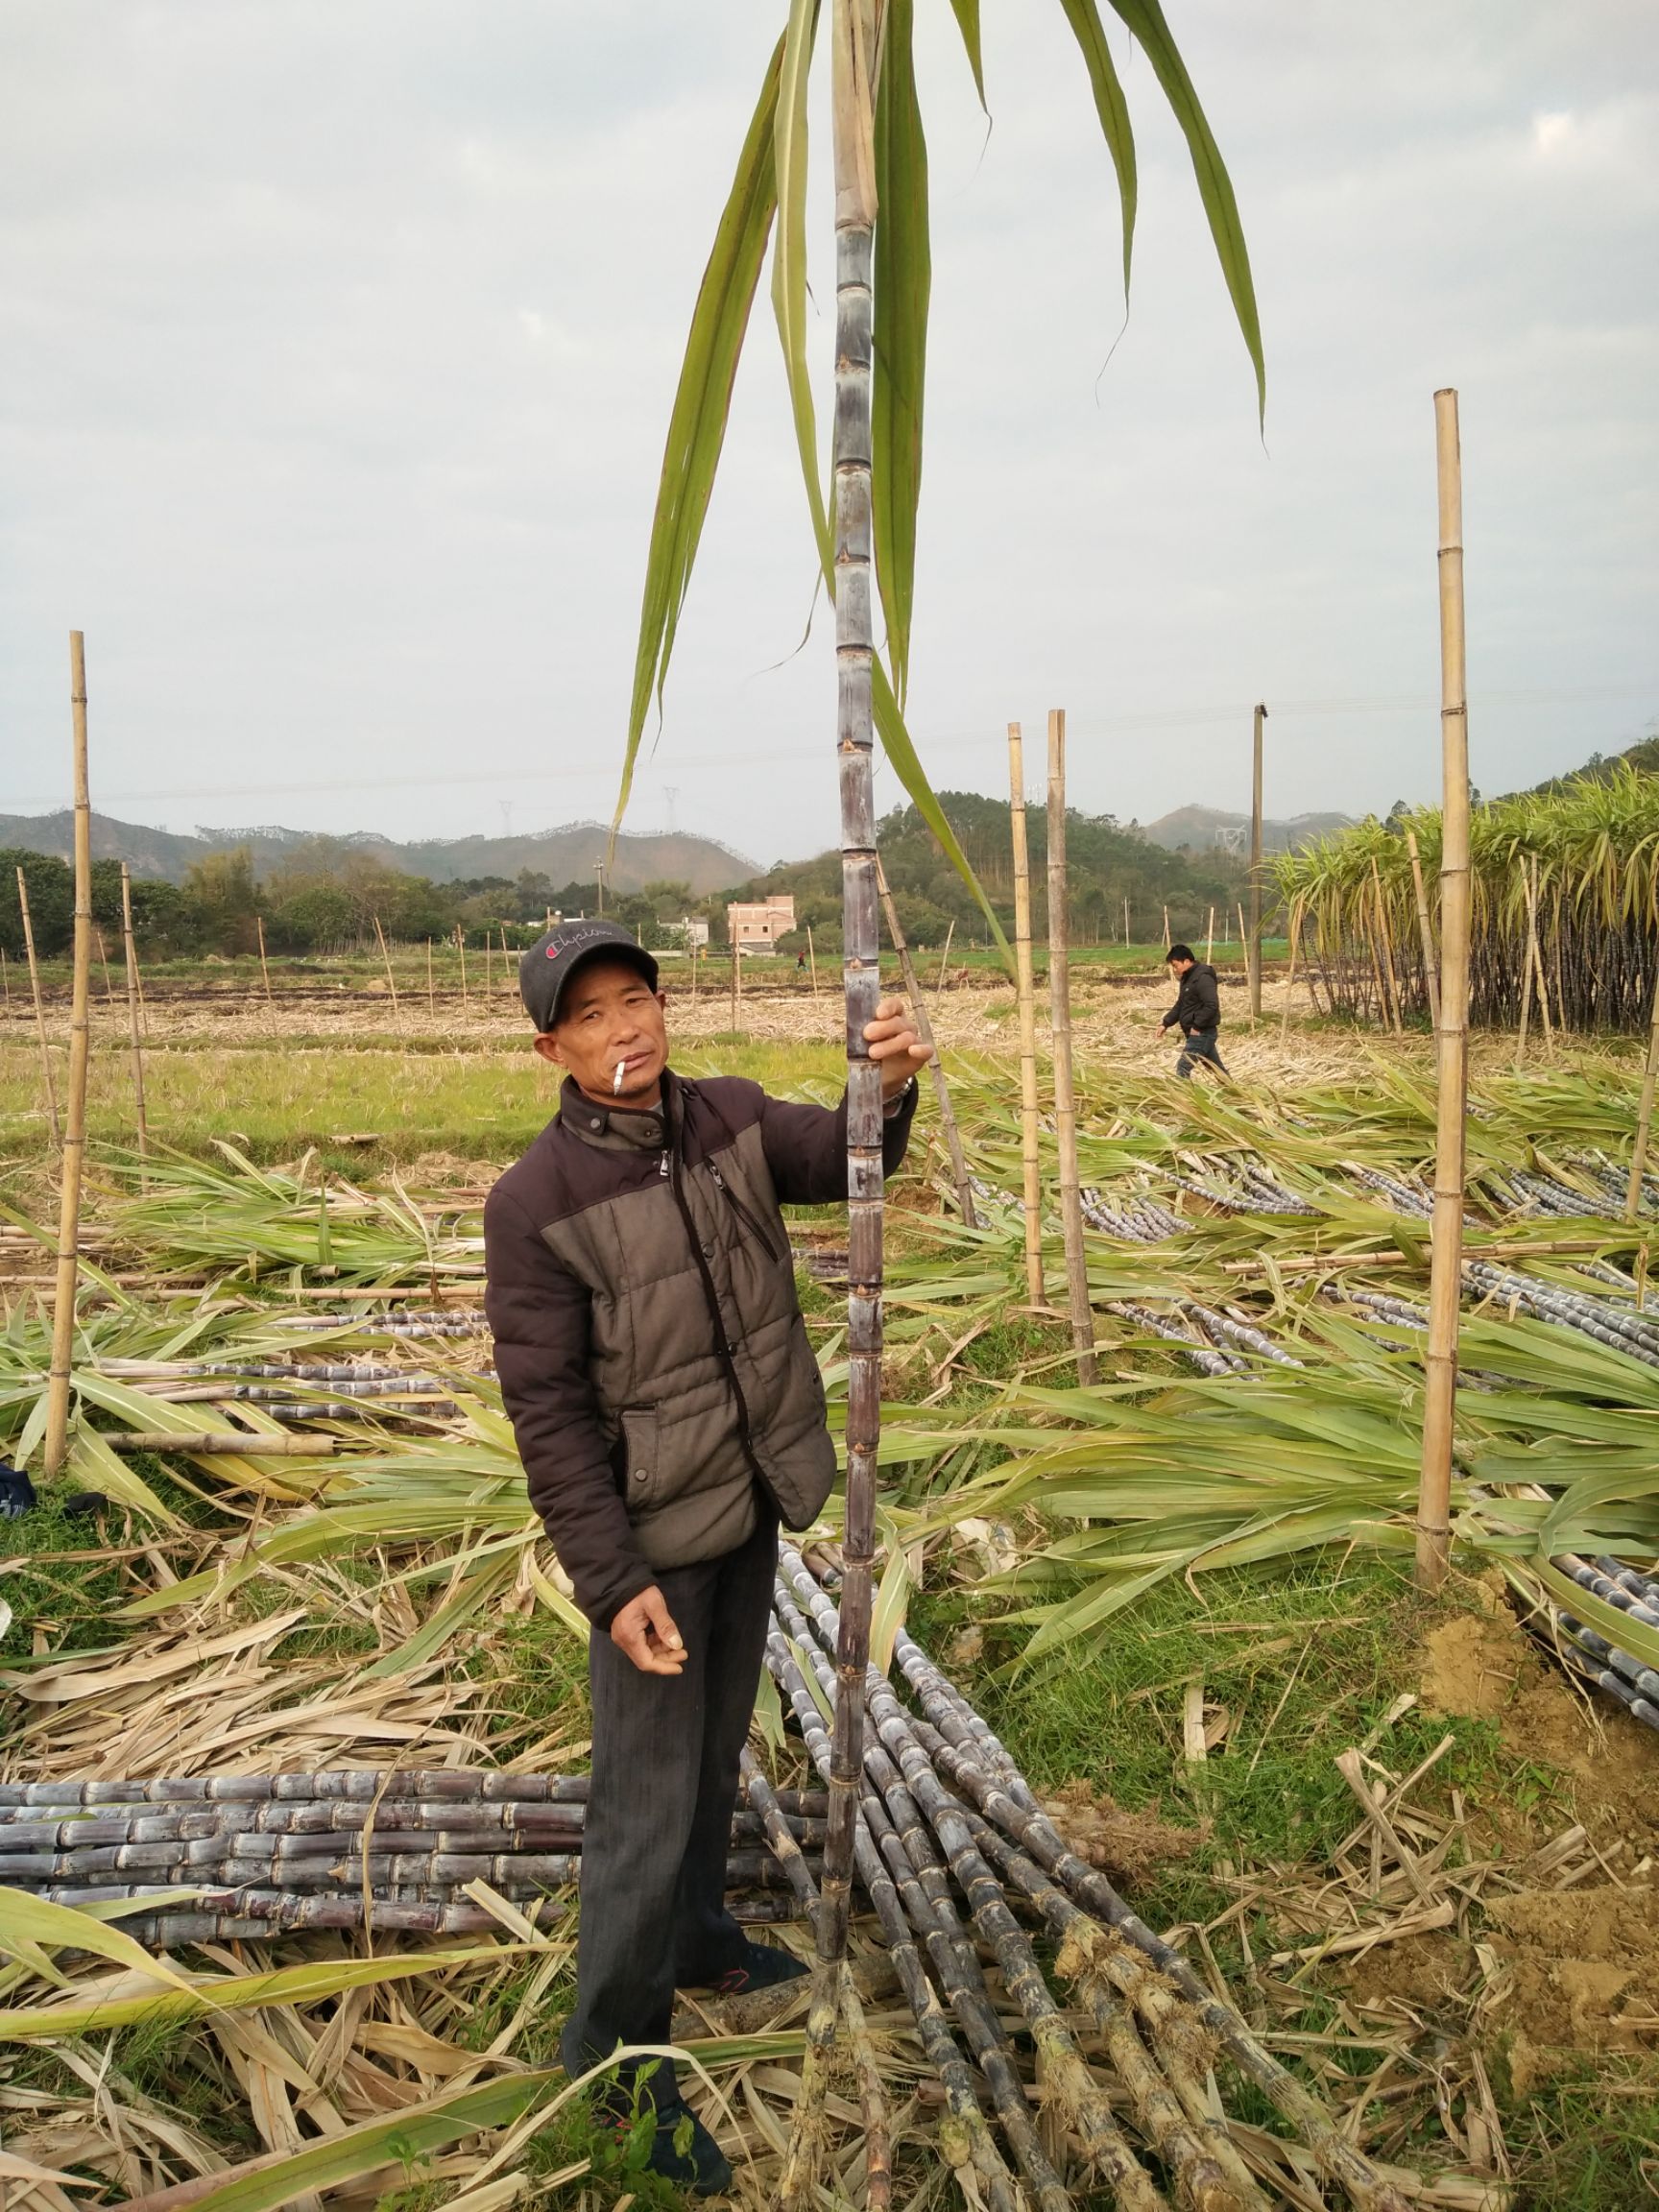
[1176, 1028, 1227, 1078]
[560, 1508, 778, 2100]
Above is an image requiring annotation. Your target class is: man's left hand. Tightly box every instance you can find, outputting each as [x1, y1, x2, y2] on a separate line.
[865, 998, 933, 1101]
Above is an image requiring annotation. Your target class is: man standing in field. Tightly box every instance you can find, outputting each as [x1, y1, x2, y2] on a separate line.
[485, 920, 929, 2195]
[1157, 942, 1228, 1078]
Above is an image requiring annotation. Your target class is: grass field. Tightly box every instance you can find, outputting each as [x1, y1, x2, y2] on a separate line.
[3, 957, 1658, 2206]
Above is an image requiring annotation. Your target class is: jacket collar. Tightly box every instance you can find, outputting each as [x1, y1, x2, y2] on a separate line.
[558, 1070, 674, 1154]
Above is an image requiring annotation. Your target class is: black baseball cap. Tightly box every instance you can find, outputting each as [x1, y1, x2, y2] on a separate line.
[519, 922, 661, 1033]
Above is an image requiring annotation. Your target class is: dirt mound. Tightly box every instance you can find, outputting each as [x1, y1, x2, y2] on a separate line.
[1485, 1886, 1659, 2091]
[1042, 1780, 1206, 1887]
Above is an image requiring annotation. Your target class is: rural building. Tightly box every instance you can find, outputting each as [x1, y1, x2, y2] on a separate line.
[726, 893, 795, 953]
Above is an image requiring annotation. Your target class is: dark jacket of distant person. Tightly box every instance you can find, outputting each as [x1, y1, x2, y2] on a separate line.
[1161, 960, 1221, 1037]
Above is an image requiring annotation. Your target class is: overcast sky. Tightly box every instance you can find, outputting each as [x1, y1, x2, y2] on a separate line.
[2, 1, 1655, 868]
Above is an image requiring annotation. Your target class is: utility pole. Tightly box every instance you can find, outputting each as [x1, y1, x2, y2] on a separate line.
[1248, 701, 1267, 1019]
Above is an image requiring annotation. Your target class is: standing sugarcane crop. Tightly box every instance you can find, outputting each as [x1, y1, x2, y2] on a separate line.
[483, 922, 928, 2195]
[612, 0, 1262, 2189]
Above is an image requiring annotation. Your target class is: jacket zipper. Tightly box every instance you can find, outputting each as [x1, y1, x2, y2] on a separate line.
[708, 1159, 783, 1262]
[662, 1120, 781, 1516]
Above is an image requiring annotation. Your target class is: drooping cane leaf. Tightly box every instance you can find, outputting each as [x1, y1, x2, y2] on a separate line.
[943, 0, 987, 108]
[614, 34, 785, 838]
[872, 0, 930, 709]
[1053, 0, 1137, 298]
[771, 0, 833, 579]
[1103, 0, 1265, 422]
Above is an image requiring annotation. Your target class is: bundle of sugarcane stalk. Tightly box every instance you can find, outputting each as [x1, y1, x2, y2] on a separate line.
[0, 1769, 826, 1944]
[764, 1544, 1415, 2212]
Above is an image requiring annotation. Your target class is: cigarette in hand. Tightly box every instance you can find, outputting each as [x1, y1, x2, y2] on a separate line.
[613, 1060, 626, 1094]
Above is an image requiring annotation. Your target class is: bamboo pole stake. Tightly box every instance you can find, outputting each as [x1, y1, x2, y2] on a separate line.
[1237, 902, 1248, 961]
[500, 926, 512, 992]
[1248, 701, 1267, 1018]
[44, 632, 94, 1479]
[935, 918, 953, 993]
[426, 937, 436, 1018]
[1371, 856, 1403, 1037]
[1527, 856, 1553, 1054]
[1, 945, 9, 1008]
[731, 943, 741, 1031]
[255, 914, 275, 1019]
[373, 915, 400, 1017]
[16, 867, 60, 1146]
[95, 926, 115, 1008]
[119, 863, 148, 1162]
[1122, 895, 1130, 947]
[1162, 902, 1170, 949]
[484, 928, 493, 995]
[1514, 861, 1536, 1070]
[1418, 390, 1472, 1594]
[1046, 709, 1097, 1384]
[1406, 827, 1440, 1030]
[1205, 906, 1214, 965]
[876, 860, 975, 1229]
[1008, 723, 1045, 1306]
[806, 923, 819, 998]
[456, 926, 469, 1010]
[1625, 964, 1659, 1220]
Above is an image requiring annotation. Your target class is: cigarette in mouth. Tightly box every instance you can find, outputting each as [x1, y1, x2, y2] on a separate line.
[613, 1060, 626, 1094]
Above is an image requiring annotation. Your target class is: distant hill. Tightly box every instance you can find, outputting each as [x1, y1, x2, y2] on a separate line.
[0, 812, 757, 896]
[1503, 729, 1659, 802]
[1140, 805, 1354, 855]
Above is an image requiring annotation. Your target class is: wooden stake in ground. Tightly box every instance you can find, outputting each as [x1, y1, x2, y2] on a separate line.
[1008, 723, 1045, 1306]
[1162, 902, 1171, 950]
[1206, 905, 1214, 965]
[1046, 709, 1097, 1384]
[806, 923, 819, 998]
[456, 926, 469, 1009]
[500, 926, 512, 992]
[16, 866, 60, 1146]
[44, 632, 94, 1479]
[877, 860, 976, 1230]
[934, 918, 954, 993]
[1626, 961, 1659, 1220]
[730, 943, 741, 1031]
[1279, 895, 1304, 1041]
[1371, 854, 1404, 1037]
[95, 926, 115, 1008]
[1248, 700, 1267, 1018]
[1122, 894, 1130, 947]
[255, 914, 275, 1019]
[119, 863, 148, 1161]
[426, 937, 436, 1018]
[1527, 855, 1553, 1054]
[1406, 826, 1441, 1029]
[1418, 389, 1473, 1594]
[1514, 859, 1536, 1070]
[373, 915, 400, 1017]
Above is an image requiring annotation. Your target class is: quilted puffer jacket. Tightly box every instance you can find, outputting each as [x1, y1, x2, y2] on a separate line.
[484, 1069, 917, 1628]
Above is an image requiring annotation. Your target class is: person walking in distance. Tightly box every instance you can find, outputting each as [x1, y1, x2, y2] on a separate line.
[1157, 941, 1228, 1078]
[485, 920, 931, 2195]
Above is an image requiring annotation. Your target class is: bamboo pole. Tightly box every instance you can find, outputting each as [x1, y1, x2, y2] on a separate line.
[1046, 709, 1097, 1385]
[806, 923, 819, 998]
[935, 918, 953, 993]
[1008, 724, 1045, 1306]
[1279, 896, 1303, 1041]
[119, 864, 148, 1161]
[95, 926, 115, 1008]
[1162, 902, 1170, 949]
[1625, 965, 1659, 1220]
[16, 867, 60, 1146]
[1418, 389, 1471, 1594]
[500, 926, 512, 992]
[484, 928, 493, 995]
[1527, 856, 1553, 1054]
[1248, 701, 1266, 1018]
[426, 937, 435, 1018]
[1514, 862, 1536, 1070]
[255, 914, 275, 1019]
[1371, 856, 1403, 1037]
[876, 860, 975, 1229]
[730, 943, 741, 1031]
[1122, 895, 1130, 947]
[1406, 827, 1440, 1030]
[1205, 906, 1214, 965]
[44, 632, 94, 1479]
[373, 915, 400, 1016]
[456, 926, 469, 1009]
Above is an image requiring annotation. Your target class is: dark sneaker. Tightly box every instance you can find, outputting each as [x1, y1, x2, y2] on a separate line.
[603, 2091, 732, 2197]
[702, 1940, 809, 1998]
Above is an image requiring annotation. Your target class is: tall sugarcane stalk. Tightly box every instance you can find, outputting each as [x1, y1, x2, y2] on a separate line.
[1405, 826, 1440, 1030]
[120, 862, 148, 1163]
[1417, 390, 1471, 1593]
[43, 635, 93, 1479]
[1247, 701, 1265, 1018]
[1008, 722, 1045, 1305]
[821, 0, 882, 1994]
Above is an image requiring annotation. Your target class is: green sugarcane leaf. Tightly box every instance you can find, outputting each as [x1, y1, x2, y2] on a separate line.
[872, 0, 930, 707]
[771, 0, 833, 580]
[944, 0, 987, 107]
[0, 1887, 196, 1993]
[1053, 0, 1137, 298]
[1103, 0, 1264, 423]
[871, 658, 1012, 967]
[614, 33, 784, 838]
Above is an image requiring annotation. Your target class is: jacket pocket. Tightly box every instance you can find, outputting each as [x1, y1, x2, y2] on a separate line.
[708, 1159, 784, 1263]
[619, 1406, 660, 1510]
